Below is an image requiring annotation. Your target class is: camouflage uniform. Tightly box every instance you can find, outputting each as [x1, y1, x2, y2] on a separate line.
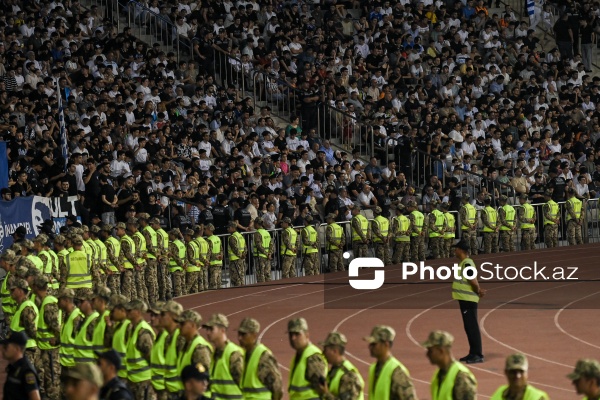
[408, 212, 426, 262]
[141, 224, 160, 305]
[185, 236, 201, 295]
[287, 319, 327, 396]
[196, 235, 211, 292]
[351, 215, 370, 259]
[130, 229, 149, 303]
[459, 202, 478, 256]
[301, 221, 320, 276]
[168, 239, 186, 298]
[325, 218, 346, 273]
[566, 198, 584, 245]
[228, 230, 247, 286]
[253, 230, 274, 282]
[481, 208, 499, 254]
[36, 289, 61, 400]
[372, 211, 392, 265]
[206, 230, 223, 290]
[180, 311, 212, 372]
[517, 205, 537, 251]
[427, 206, 446, 260]
[497, 204, 516, 252]
[105, 236, 121, 296]
[543, 200, 560, 248]
[321, 332, 363, 400]
[11, 281, 41, 369]
[128, 318, 156, 400]
[281, 226, 298, 279]
[119, 236, 138, 301]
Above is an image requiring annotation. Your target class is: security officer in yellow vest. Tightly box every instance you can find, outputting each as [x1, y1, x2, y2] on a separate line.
[325, 213, 345, 273]
[428, 200, 447, 260]
[542, 190, 560, 248]
[89, 226, 108, 289]
[301, 215, 321, 276]
[423, 330, 477, 400]
[364, 325, 417, 400]
[101, 225, 122, 297]
[178, 310, 212, 379]
[316, 332, 364, 400]
[280, 218, 298, 280]
[287, 317, 327, 400]
[64, 235, 94, 300]
[33, 235, 59, 294]
[160, 300, 185, 400]
[124, 299, 156, 400]
[57, 288, 84, 373]
[566, 188, 585, 245]
[458, 194, 478, 255]
[497, 195, 516, 252]
[452, 240, 485, 364]
[491, 353, 548, 400]
[31, 275, 61, 400]
[20, 239, 43, 272]
[203, 313, 244, 400]
[237, 317, 283, 400]
[194, 225, 211, 292]
[407, 200, 426, 262]
[228, 222, 248, 286]
[72, 291, 99, 366]
[1, 249, 18, 327]
[169, 228, 187, 298]
[150, 217, 171, 301]
[350, 207, 370, 259]
[391, 204, 411, 264]
[371, 206, 392, 265]
[179, 363, 211, 400]
[184, 228, 202, 295]
[441, 202, 455, 259]
[517, 194, 537, 251]
[253, 218, 275, 282]
[104, 295, 131, 381]
[481, 196, 499, 254]
[127, 219, 149, 303]
[138, 213, 160, 304]
[9, 278, 39, 367]
[92, 285, 112, 354]
[204, 224, 224, 290]
[567, 358, 600, 399]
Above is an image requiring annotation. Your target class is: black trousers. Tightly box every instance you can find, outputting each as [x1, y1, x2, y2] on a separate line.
[459, 300, 483, 357]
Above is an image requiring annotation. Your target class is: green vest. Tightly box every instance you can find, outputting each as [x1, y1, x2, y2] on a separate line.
[132, 231, 147, 264]
[106, 236, 121, 272]
[302, 226, 319, 254]
[47, 249, 59, 290]
[482, 206, 497, 232]
[281, 227, 298, 256]
[65, 250, 92, 288]
[254, 229, 271, 258]
[351, 214, 369, 242]
[229, 231, 247, 260]
[10, 299, 38, 348]
[195, 237, 209, 266]
[372, 215, 390, 243]
[187, 240, 201, 272]
[37, 295, 61, 350]
[126, 320, 156, 382]
[92, 310, 110, 352]
[544, 200, 559, 225]
[327, 223, 343, 250]
[157, 228, 169, 252]
[113, 320, 131, 378]
[1, 272, 16, 320]
[94, 239, 108, 274]
[452, 258, 479, 303]
[431, 361, 476, 400]
[165, 328, 183, 393]
[394, 215, 411, 242]
[211, 341, 244, 400]
[368, 357, 410, 400]
[241, 343, 271, 400]
[289, 344, 325, 400]
[567, 197, 583, 221]
[328, 359, 364, 400]
[38, 250, 50, 277]
[27, 254, 43, 271]
[178, 335, 214, 397]
[73, 311, 99, 363]
[60, 307, 84, 367]
[410, 210, 424, 236]
[169, 240, 186, 272]
[490, 384, 549, 400]
[87, 239, 100, 264]
[208, 235, 223, 266]
[521, 203, 535, 229]
[500, 205, 516, 231]
[444, 212, 456, 239]
[120, 235, 136, 269]
[429, 210, 445, 238]
[461, 204, 477, 230]
[151, 330, 168, 391]
[142, 226, 158, 259]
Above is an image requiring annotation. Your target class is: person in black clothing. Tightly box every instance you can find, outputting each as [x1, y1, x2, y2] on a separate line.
[212, 194, 230, 235]
[97, 350, 133, 400]
[197, 200, 214, 225]
[135, 170, 154, 205]
[179, 364, 211, 400]
[553, 13, 574, 61]
[232, 199, 252, 232]
[2, 331, 41, 400]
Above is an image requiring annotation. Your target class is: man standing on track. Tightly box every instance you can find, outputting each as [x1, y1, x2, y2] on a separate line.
[568, 359, 600, 400]
[459, 194, 478, 255]
[423, 330, 477, 400]
[452, 240, 485, 364]
[317, 332, 364, 400]
[542, 191, 560, 248]
[518, 194, 537, 251]
[491, 353, 548, 400]
[287, 318, 327, 400]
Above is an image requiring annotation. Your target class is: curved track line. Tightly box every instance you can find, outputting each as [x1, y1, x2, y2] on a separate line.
[553, 290, 600, 350]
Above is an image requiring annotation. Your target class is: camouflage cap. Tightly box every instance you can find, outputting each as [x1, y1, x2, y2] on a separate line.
[422, 330, 454, 348]
[127, 218, 138, 225]
[203, 313, 229, 329]
[184, 228, 195, 236]
[505, 353, 529, 371]
[396, 204, 406, 211]
[78, 291, 95, 302]
[169, 228, 181, 236]
[57, 287, 75, 299]
[10, 278, 29, 291]
[26, 267, 41, 278]
[32, 275, 49, 289]
[90, 225, 101, 234]
[14, 264, 28, 278]
[1, 250, 16, 264]
[282, 217, 292, 224]
[567, 359, 600, 381]
[21, 239, 34, 250]
[137, 213, 150, 220]
[519, 193, 529, 200]
[149, 217, 161, 225]
[287, 318, 309, 333]
[440, 202, 450, 210]
[72, 235, 84, 245]
[462, 193, 471, 201]
[499, 195, 508, 202]
[227, 221, 237, 229]
[163, 300, 184, 320]
[319, 332, 348, 348]
[81, 225, 89, 232]
[115, 222, 127, 230]
[363, 325, 396, 343]
[407, 200, 417, 208]
[325, 213, 337, 221]
[148, 301, 166, 315]
[373, 206, 382, 214]
[110, 294, 129, 308]
[72, 227, 83, 235]
[33, 234, 48, 244]
[544, 190, 553, 197]
[63, 363, 103, 388]
[430, 200, 439, 207]
[93, 286, 112, 300]
[54, 235, 67, 245]
[125, 299, 148, 313]
[254, 217, 263, 226]
[237, 317, 260, 334]
[180, 310, 203, 326]
[102, 224, 114, 232]
[205, 223, 215, 231]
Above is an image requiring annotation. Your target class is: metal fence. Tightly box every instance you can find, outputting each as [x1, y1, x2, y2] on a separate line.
[317, 103, 374, 159]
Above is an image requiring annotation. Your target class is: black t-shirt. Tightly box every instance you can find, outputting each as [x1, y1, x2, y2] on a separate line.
[529, 183, 546, 204]
[136, 180, 154, 204]
[549, 177, 567, 201]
